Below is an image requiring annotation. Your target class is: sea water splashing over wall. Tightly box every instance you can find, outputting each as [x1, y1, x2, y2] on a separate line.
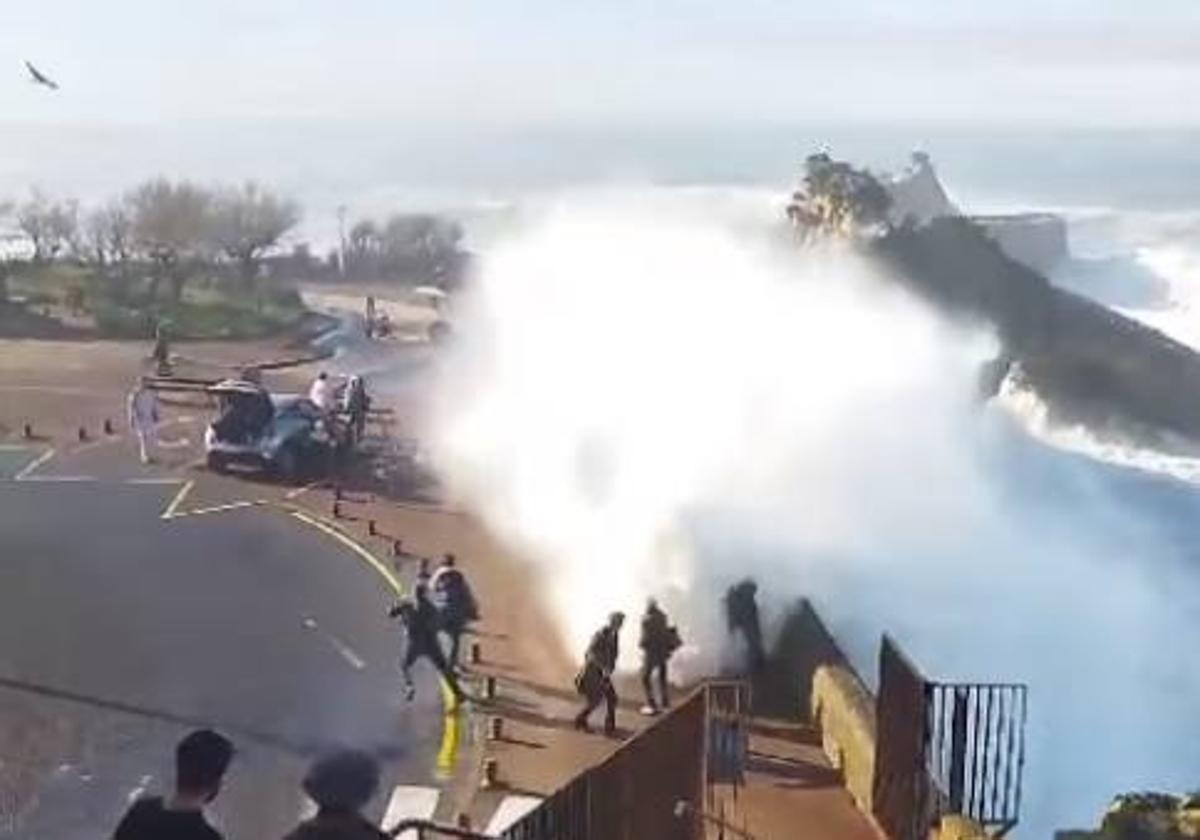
[428, 187, 1200, 836]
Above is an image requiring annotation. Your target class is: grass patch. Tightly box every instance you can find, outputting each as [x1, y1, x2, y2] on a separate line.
[5, 265, 309, 340]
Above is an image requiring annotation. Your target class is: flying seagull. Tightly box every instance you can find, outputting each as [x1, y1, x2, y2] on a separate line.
[25, 61, 59, 91]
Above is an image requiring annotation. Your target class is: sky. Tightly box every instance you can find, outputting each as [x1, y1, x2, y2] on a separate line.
[2, 0, 1200, 226]
[3, 0, 1200, 130]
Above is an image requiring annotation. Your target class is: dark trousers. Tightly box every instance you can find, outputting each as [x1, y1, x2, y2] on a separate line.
[403, 638, 465, 700]
[641, 657, 669, 710]
[575, 681, 617, 733]
[442, 621, 466, 670]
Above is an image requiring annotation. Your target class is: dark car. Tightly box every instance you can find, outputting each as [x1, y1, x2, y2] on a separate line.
[203, 379, 350, 481]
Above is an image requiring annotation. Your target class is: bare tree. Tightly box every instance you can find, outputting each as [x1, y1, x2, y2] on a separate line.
[346, 219, 382, 276]
[16, 190, 79, 263]
[83, 202, 135, 269]
[210, 182, 300, 287]
[127, 178, 213, 303]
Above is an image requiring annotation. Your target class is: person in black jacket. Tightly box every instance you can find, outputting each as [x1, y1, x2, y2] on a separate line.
[639, 599, 681, 716]
[724, 579, 766, 675]
[389, 580, 466, 704]
[111, 729, 233, 840]
[573, 612, 624, 736]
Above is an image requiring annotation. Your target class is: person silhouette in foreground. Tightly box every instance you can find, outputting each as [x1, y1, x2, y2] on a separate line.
[724, 578, 766, 675]
[573, 611, 624, 736]
[111, 729, 234, 840]
[283, 749, 387, 840]
[388, 577, 467, 704]
[639, 598, 682, 716]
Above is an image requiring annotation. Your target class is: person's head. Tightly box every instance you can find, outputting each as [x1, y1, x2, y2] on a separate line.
[646, 597, 658, 613]
[317, 371, 328, 381]
[175, 729, 233, 803]
[608, 611, 625, 631]
[303, 749, 380, 814]
[442, 553, 456, 568]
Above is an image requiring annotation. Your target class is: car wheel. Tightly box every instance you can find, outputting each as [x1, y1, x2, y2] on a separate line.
[206, 452, 227, 474]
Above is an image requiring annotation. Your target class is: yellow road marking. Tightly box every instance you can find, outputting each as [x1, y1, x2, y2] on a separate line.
[285, 506, 463, 774]
[14, 448, 55, 481]
[160, 480, 195, 519]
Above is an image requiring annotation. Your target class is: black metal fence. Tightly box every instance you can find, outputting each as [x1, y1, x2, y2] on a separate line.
[500, 685, 711, 840]
[871, 634, 1028, 840]
[926, 683, 1027, 836]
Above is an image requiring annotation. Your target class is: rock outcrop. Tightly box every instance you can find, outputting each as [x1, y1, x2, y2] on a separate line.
[871, 217, 1200, 449]
[884, 152, 1069, 272]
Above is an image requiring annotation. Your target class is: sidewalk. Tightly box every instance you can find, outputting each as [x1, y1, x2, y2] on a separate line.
[288, 486, 883, 839]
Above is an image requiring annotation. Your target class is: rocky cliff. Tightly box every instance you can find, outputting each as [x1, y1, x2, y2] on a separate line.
[872, 217, 1200, 449]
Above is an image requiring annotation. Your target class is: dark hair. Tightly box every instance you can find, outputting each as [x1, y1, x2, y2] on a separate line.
[303, 749, 380, 811]
[443, 553, 457, 567]
[176, 730, 233, 793]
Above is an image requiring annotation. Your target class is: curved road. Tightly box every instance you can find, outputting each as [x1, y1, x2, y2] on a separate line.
[0, 470, 446, 839]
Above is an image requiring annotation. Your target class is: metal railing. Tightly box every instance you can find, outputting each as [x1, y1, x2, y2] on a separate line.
[926, 683, 1027, 836]
[386, 819, 493, 838]
[499, 683, 720, 840]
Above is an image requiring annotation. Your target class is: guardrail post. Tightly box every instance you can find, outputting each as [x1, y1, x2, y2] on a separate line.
[949, 688, 968, 814]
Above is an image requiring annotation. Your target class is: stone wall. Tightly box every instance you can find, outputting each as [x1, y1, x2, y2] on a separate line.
[811, 664, 877, 814]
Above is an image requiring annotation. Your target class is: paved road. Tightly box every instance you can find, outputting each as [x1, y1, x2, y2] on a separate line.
[0, 471, 448, 839]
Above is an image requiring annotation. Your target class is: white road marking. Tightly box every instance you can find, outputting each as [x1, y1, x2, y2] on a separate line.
[21, 475, 97, 483]
[126, 477, 185, 485]
[160, 479, 195, 519]
[285, 480, 321, 499]
[486, 795, 544, 835]
[126, 775, 153, 803]
[157, 438, 192, 450]
[165, 499, 263, 519]
[0, 444, 32, 451]
[382, 785, 440, 837]
[301, 616, 366, 670]
[14, 448, 55, 480]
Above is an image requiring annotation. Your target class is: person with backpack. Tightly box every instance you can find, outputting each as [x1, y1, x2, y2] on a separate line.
[639, 599, 682, 716]
[388, 578, 466, 705]
[429, 553, 480, 670]
[573, 612, 624, 736]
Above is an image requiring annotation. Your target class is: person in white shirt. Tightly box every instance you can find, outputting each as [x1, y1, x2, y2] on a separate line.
[308, 372, 337, 413]
[127, 378, 161, 464]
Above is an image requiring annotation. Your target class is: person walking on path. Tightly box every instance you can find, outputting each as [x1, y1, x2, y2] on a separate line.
[152, 322, 171, 376]
[127, 377, 161, 464]
[364, 296, 377, 339]
[111, 729, 234, 840]
[283, 749, 387, 840]
[639, 599, 681, 716]
[430, 553, 480, 670]
[573, 612, 624, 736]
[388, 580, 466, 705]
